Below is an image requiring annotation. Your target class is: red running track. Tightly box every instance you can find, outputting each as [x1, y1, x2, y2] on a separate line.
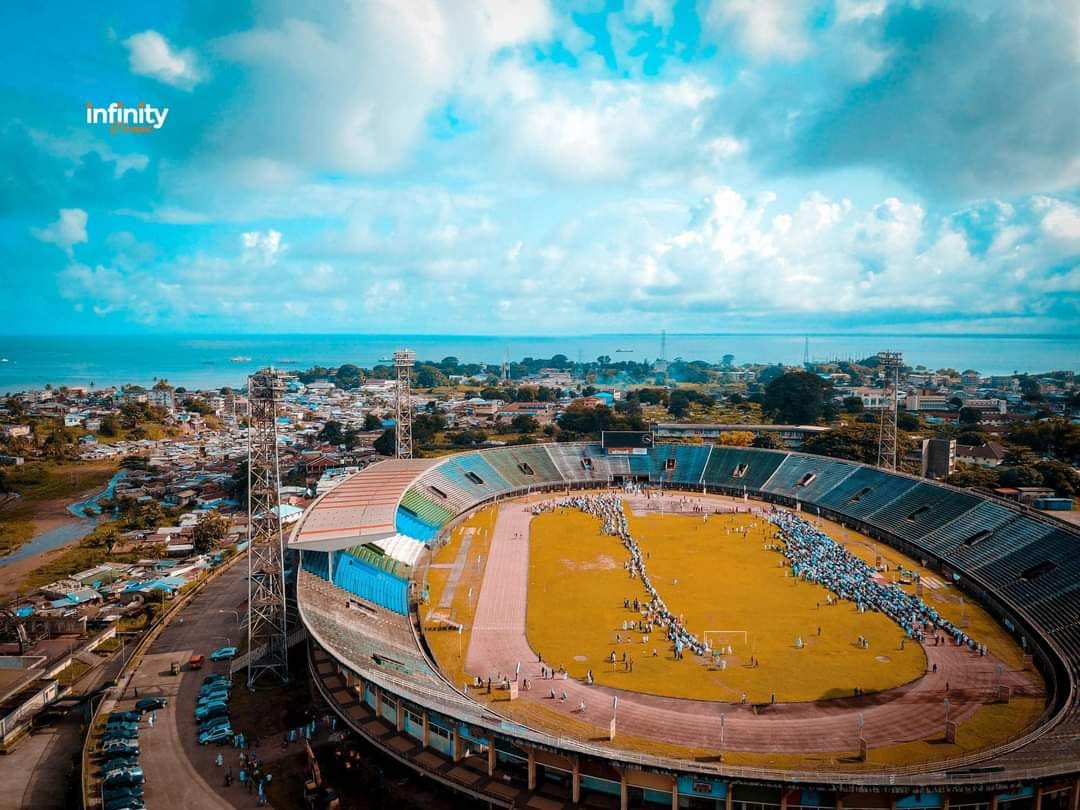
[458, 500, 1044, 754]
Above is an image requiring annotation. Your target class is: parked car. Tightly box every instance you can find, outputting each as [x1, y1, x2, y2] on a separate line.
[102, 746, 140, 760]
[102, 728, 139, 742]
[209, 646, 238, 662]
[102, 757, 140, 774]
[197, 724, 233, 745]
[202, 673, 229, 685]
[101, 747, 139, 760]
[134, 696, 167, 712]
[189, 654, 205, 670]
[103, 798, 145, 810]
[108, 711, 141, 724]
[103, 785, 143, 800]
[102, 767, 144, 787]
[199, 716, 232, 734]
[195, 700, 229, 721]
[198, 683, 230, 697]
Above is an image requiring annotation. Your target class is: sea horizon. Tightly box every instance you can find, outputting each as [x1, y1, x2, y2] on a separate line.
[1, 332, 1077, 393]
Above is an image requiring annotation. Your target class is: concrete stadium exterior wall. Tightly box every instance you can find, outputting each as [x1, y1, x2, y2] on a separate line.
[297, 443, 1080, 806]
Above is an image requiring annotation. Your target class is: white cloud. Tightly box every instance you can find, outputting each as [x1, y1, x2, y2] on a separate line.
[210, 1, 552, 174]
[32, 209, 88, 256]
[1035, 197, 1080, 242]
[123, 30, 203, 89]
[241, 229, 284, 266]
[702, 0, 811, 61]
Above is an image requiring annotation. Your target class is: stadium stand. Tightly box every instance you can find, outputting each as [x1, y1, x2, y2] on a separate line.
[917, 500, 1021, 557]
[945, 514, 1055, 571]
[761, 454, 858, 503]
[400, 486, 457, 527]
[294, 440, 1080, 800]
[649, 444, 712, 484]
[702, 446, 788, 491]
[395, 507, 441, 542]
[814, 466, 920, 519]
[864, 482, 983, 542]
[483, 445, 566, 488]
[330, 549, 409, 615]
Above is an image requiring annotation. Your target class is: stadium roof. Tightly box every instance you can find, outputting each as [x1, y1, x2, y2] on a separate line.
[289, 458, 439, 551]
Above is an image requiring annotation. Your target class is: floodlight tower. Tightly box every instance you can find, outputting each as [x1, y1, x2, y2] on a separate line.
[876, 351, 904, 471]
[394, 349, 416, 459]
[246, 368, 290, 687]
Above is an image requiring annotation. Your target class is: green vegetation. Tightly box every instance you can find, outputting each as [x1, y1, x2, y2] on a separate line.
[763, 371, 835, 424]
[0, 461, 117, 555]
[22, 520, 141, 589]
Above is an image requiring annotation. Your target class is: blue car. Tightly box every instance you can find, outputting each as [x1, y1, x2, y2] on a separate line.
[198, 685, 230, 701]
[198, 724, 233, 745]
[102, 767, 144, 787]
[195, 700, 229, 721]
[209, 646, 238, 662]
[102, 757, 140, 774]
[202, 674, 229, 685]
[101, 741, 139, 755]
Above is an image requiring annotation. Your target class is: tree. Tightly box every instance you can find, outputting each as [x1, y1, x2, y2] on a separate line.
[1035, 460, 1080, 497]
[802, 423, 916, 470]
[668, 391, 692, 418]
[319, 420, 345, 446]
[451, 428, 487, 446]
[999, 466, 1044, 487]
[99, 415, 121, 436]
[763, 372, 834, 424]
[958, 407, 982, 425]
[842, 396, 864, 413]
[896, 411, 920, 431]
[192, 511, 230, 554]
[718, 430, 754, 447]
[336, 364, 362, 388]
[374, 428, 396, 456]
[413, 413, 446, 444]
[511, 414, 540, 434]
[947, 464, 1000, 489]
[363, 413, 383, 431]
[415, 364, 448, 388]
[751, 432, 785, 449]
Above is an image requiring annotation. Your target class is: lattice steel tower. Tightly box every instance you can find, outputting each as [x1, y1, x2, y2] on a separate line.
[876, 351, 903, 471]
[394, 349, 416, 459]
[246, 369, 289, 687]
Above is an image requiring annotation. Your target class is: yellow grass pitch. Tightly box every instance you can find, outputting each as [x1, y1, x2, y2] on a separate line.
[526, 504, 935, 703]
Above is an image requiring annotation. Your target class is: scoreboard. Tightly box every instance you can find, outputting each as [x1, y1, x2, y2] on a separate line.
[601, 431, 654, 455]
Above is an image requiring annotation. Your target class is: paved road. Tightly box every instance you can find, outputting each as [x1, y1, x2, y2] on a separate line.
[104, 560, 261, 810]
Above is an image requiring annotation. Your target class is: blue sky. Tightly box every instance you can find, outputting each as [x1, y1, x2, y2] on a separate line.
[1, 0, 1078, 335]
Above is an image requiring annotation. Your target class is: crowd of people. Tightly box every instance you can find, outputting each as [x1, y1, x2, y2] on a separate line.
[534, 495, 710, 660]
[767, 509, 981, 650]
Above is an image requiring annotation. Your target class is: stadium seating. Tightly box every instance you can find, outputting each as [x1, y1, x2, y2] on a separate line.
[650, 444, 712, 485]
[702, 446, 789, 491]
[331, 549, 409, 615]
[546, 443, 613, 482]
[813, 466, 920, 519]
[483, 445, 566, 488]
[761, 454, 859, 503]
[400, 487, 455, 528]
[917, 500, 1020, 557]
[946, 515, 1054, 571]
[436, 452, 512, 496]
[864, 482, 983, 542]
[395, 507, 441, 542]
[300, 549, 330, 580]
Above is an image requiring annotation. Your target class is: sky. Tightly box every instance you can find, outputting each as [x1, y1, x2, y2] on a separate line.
[1, 0, 1078, 336]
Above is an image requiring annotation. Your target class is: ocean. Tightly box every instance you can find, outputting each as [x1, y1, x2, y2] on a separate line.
[0, 333, 1077, 392]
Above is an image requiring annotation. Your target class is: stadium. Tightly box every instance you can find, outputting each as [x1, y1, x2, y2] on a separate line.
[290, 437, 1080, 810]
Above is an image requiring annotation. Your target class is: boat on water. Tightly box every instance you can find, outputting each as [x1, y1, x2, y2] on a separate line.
[615, 349, 634, 353]
[229, 356, 253, 362]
